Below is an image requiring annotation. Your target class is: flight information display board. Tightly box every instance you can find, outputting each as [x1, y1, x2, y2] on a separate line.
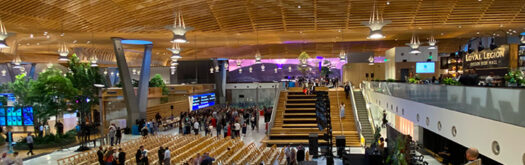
[189, 93, 216, 111]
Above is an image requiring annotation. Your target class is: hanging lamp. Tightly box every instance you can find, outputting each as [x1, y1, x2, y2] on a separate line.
[428, 35, 437, 50]
[407, 33, 421, 54]
[209, 67, 214, 74]
[274, 68, 278, 73]
[12, 56, 22, 69]
[0, 19, 9, 48]
[57, 41, 69, 62]
[1, 70, 5, 76]
[339, 49, 346, 62]
[168, 43, 182, 60]
[261, 65, 265, 71]
[361, 1, 391, 39]
[368, 56, 375, 65]
[166, 11, 193, 43]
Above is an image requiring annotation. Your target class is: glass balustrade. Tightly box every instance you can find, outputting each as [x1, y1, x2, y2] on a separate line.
[363, 81, 525, 127]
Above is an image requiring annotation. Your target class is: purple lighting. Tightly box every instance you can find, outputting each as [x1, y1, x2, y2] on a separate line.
[227, 58, 344, 71]
[282, 40, 308, 44]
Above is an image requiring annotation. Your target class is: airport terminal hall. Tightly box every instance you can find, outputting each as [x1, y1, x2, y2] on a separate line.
[1, 0, 525, 165]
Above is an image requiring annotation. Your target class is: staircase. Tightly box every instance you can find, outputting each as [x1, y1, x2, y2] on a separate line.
[328, 90, 361, 147]
[353, 89, 375, 146]
[264, 88, 327, 146]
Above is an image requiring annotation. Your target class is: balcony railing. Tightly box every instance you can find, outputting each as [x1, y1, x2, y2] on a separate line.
[363, 81, 525, 127]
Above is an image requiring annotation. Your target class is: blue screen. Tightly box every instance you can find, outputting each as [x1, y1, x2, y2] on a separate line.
[191, 93, 216, 110]
[23, 107, 34, 125]
[416, 62, 435, 74]
[0, 106, 33, 126]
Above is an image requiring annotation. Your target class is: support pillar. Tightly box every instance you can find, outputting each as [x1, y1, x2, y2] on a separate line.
[214, 60, 227, 105]
[111, 38, 152, 128]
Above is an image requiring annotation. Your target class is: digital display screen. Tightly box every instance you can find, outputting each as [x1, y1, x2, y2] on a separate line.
[189, 93, 216, 111]
[416, 62, 435, 74]
[0, 107, 33, 126]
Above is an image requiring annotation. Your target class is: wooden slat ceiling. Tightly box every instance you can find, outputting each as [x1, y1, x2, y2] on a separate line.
[0, 0, 524, 65]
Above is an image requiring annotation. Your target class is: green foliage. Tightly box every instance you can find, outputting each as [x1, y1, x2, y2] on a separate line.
[504, 70, 524, 85]
[31, 68, 78, 124]
[149, 74, 168, 95]
[8, 74, 34, 107]
[66, 54, 106, 123]
[387, 79, 395, 82]
[371, 125, 382, 146]
[321, 67, 332, 78]
[442, 78, 460, 85]
[408, 78, 418, 84]
[386, 136, 408, 165]
[14, 130, 77, 149]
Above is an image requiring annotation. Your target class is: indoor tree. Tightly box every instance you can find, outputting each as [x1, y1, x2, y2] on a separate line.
[30, 68, 78, 132]
[149, 74, 169, 102]
[66, 54, 105, 125]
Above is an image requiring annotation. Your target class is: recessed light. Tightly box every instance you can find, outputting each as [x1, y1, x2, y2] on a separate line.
[458, 25, 462, 28]
[440, 32, 444, 35]
[476, 32, 480, 34]
[60, 33, 65, 37]
[36, 43, 40, 45]
[297, 5, 301, 9]
[499, 24, 504, 27]
[386, 1, 390, 5]
[73, 40, 77, 43]
[418, 27, 422, 29]
[30, 34, 34, 38]
[43, 32, 48, 36]
[46, 35, 50, 39]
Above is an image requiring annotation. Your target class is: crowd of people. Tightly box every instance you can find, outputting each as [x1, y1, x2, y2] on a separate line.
[283, 145, 307, 165]
[178, 105, 273, 138]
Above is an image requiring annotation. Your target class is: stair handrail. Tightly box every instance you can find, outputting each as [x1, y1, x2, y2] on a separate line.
[360, 82, 377, 134]
[267, 82, 284, 135]
[349, 82, 364, 147]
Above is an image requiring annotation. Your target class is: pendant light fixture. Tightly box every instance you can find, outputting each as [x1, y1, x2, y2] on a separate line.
[368, 56, 375, 65]
[57, 41, 69, 62]
[132, 69, 137, 75]
[12, 56, 22, 69]
[89, 32, 98, 67]
[249, 66, 253, 73]
[209, 67, 214, 74]
[171, 68, 176, 75]
[428, 1, 438, 50]
[254, 31, 262, 64]
[215, 65, 219, 72]
[274, 68, 278, 73]
[407, 33, 421, 54]
[104, 69, 108, 75]
[288, 66, 292, 72]
[255, 50, 262, 64]
[238, 68, 243, 74]
[236, 60, 242, 67]
[166, 11, 193, 43]
[1, 70, 5, 76]
[261, 65, 265, 71]
[428, 35, 437, 50]
[339, 49, 346, 62]
[362, 1, 391, 39]
[167, 43, 182, 60]
[0, 19, 9, 48]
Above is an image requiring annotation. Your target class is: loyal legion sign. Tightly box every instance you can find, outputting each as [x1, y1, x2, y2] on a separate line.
[463, 45, 509, 69]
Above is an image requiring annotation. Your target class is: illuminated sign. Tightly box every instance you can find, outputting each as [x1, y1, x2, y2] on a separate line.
[463, 45, 509, 69]
[189, 93, 215, 111]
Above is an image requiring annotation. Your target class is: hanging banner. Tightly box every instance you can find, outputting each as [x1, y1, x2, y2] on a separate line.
[463, 45, 509, 69]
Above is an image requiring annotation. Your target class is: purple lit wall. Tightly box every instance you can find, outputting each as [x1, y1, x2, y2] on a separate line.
[226, 58, 344, 83]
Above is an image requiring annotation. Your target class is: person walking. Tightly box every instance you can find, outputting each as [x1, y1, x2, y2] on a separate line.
[158, 146, 165, 165]
[339, 103, 345, 118]
[108, 124, 116, 146]
[193, 120, 200, 135]
[344, 83, 350, 98]
[234, 121, 241, 138]
[115, 127, 122, 145]
[164, 147, 171, 165]
[25, 133, 34, 156]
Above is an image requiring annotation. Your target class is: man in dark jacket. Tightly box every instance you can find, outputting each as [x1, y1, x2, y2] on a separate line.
[135, 146, 144, 164]
[344, 83, 350, 98]
[158, 146, 165, 165]
[97, 147, 104, 165]
[297, 145, 305, 162]
[200, 152, 215, 165]
[118, 148, 126, 165]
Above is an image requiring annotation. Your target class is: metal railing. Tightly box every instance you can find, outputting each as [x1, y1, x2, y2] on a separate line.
[360, 82, 377, 133]
[349, 82, 364, 146]
[267, 83, 284, 135]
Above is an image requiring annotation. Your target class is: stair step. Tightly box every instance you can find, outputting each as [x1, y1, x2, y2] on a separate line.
[282, 123, 318, 128]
